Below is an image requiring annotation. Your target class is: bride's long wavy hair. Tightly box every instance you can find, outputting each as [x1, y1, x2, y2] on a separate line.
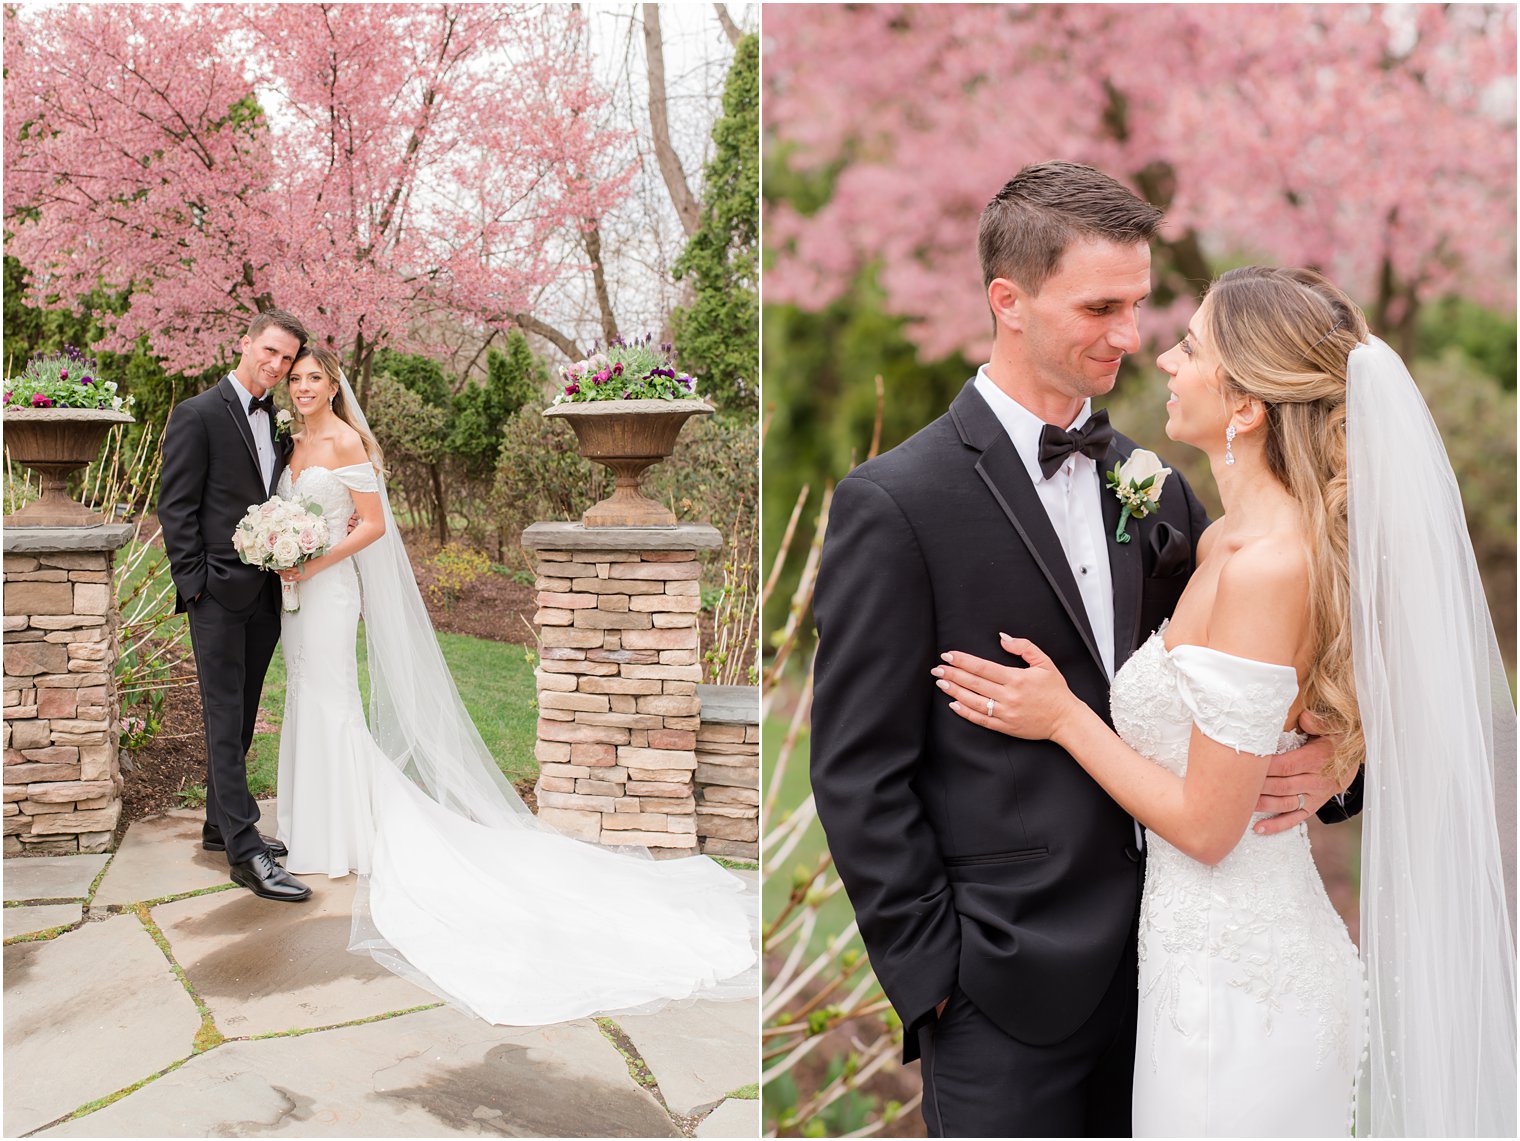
[290, 345, 386, 473]
[1202, 266, 1368, 787]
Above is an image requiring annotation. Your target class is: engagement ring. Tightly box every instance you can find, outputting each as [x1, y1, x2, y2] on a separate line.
[985, 698, 996, 717]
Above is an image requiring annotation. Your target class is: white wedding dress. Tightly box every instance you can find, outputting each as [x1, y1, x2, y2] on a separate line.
[1111, 623, 1365, 1137]
[274, 463, 756, 1024]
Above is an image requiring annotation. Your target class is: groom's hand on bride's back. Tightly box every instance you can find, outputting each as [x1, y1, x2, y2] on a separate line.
[1252, 711, 1351, 835]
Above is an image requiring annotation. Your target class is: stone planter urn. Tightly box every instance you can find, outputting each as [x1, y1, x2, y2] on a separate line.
[543, 398, 712, 527]
[3, 408, 134, 527]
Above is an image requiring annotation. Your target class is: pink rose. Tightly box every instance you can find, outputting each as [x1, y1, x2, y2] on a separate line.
[297, 528, 320, 554]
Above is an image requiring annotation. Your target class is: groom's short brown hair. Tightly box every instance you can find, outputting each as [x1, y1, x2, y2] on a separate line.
[979, 162, 1162, 295]
[247, 309, 309, 351]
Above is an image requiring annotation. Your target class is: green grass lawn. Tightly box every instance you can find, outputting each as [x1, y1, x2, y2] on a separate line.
[763, 715, 865, 958]
[245, 623, 538, 797]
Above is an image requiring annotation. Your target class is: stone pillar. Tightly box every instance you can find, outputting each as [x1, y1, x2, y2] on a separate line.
[694, 684, 759, 860]
[3, 525, 134, 855]
[522, 522, 720, 857]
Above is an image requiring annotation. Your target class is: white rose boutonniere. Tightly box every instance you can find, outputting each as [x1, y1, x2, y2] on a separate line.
[1106, 449, 1171, 544]
[275, 409, 294, 432]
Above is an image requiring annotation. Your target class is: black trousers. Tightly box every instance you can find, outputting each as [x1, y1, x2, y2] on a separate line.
[918, 924, 1139, 1138]
[185, 581, 280, 865]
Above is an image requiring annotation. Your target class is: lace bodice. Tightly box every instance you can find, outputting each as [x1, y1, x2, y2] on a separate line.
[276, 463, 378, 536]
[1113, 625, 1364, 1086]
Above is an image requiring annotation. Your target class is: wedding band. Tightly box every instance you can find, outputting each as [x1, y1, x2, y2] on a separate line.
[1297, 793, 1306, 812]
[986, 698, 996, 717]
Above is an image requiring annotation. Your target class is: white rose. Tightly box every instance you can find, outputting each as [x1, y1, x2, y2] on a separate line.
[276, 409, 294, 430]
[272, 536, 300, 565]
[1118, 449, 1171, 504]
[297, 527, 321, 554]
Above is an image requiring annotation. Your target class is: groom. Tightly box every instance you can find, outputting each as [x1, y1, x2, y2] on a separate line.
[159, 310, 312, 903]
[810, 163, 1355, 1137]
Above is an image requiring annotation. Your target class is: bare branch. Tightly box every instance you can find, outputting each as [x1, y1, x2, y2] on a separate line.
[581, 220, 620, 346]
[508, 312, 582, 362]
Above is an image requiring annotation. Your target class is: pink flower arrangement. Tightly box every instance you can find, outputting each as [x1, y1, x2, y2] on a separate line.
[232, 495, 330, 612]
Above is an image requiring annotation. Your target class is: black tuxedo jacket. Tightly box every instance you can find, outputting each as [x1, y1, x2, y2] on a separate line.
[159, 376, 290, 613]
[811, 380, 1212, 1060]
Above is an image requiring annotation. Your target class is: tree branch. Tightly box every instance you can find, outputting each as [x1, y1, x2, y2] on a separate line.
[581, 220, 619, 347]
[508, 312, 582, 362]
[643, 3, 700, 238]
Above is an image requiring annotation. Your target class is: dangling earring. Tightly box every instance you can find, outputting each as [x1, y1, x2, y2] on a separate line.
[329, 394, 336, 410]
[1225, 424, 1237, 466]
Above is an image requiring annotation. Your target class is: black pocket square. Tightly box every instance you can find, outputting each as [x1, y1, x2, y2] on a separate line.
[1147, 521, 1190, 578]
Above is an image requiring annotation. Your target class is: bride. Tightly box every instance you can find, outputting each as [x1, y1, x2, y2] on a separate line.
[270, 345, 755, 1025]
[935, 268, 1515, 1136]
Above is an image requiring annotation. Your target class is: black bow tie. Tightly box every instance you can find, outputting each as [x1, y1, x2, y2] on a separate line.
[1037, 409, 1113, 479]
[248, 393, 276, 417]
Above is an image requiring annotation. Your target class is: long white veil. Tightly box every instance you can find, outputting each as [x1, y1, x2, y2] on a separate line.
[329, 370, 757, 1022]
[1346, 338, 1516, 1135]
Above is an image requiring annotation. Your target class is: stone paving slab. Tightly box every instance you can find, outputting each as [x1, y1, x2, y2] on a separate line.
[4, 902, 82, 940]
[696, 1097, 760, 1138]
[618, 997, 760, 1116]
[91, 799, 280, 910]
[38, 1003, 680, 1138]
[2, 853, 109, 902]
[5, 912, 204, 1137]
[157, 872, 438, 1037]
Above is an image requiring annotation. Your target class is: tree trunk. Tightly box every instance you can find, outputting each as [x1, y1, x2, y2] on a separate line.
[713, 4, 742, 47]
[429, 461, 449, 545]
[643, 4, 701, 238]
[348, 330, 367, 405]
[582, 221, 619, 346]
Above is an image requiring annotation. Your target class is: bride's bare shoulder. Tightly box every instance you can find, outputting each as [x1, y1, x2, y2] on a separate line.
[331, 422, 369, 467]
[1208, 533, 1311, 660]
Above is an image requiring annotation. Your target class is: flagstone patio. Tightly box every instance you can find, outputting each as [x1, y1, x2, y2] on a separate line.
[4, 799, 759, 1138]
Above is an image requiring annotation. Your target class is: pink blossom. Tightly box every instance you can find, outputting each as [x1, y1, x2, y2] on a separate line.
[764, 5, 1517, 362]
[4, 5, 635, 374]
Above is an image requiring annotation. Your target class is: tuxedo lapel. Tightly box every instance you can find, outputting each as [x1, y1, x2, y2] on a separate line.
[267, 416, 287, 497]
[219, 377, 264, 488]
[1100, 439, 1144, 670]
[952, 382, 1107, 678]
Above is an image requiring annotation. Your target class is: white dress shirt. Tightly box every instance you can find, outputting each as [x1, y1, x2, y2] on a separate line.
[974, 366, 1116, 680]
[229, 374, 275, 492]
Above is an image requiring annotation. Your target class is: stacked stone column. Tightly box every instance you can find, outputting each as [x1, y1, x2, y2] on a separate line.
[3, 526, 133, 854]
[523, 522, 720, 857]
[693, 685, 759, 860]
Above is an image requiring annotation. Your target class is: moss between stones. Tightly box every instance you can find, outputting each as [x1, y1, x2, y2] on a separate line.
[3, 922, 79, 946]
[131, 903, 223, 1053]
[239, 1003, 445, 1042]
[594, 1016, 666, 1103]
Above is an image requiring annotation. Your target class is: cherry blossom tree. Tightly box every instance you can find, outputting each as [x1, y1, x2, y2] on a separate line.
[764, 4, 1516, 362]
[4, 4, 634, 379]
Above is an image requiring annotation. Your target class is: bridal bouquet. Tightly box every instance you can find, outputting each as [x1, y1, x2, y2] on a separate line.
[231, 497, 330, 612]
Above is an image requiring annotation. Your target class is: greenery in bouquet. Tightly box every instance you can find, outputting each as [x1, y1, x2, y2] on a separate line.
[551, 335, 702, 404]
[3, 345, 134, 413]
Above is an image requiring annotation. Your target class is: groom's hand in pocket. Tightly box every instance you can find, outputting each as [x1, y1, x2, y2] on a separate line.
[1253, 712, 1345, 835]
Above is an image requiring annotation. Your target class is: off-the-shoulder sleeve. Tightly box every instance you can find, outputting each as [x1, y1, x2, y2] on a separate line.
[1168, 645, 1299, 755]
[332, 463, 379, 493]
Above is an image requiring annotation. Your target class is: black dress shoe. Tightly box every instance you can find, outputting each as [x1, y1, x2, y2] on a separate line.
[229, 851, 312, 902]
[204, 834, 288, 859]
